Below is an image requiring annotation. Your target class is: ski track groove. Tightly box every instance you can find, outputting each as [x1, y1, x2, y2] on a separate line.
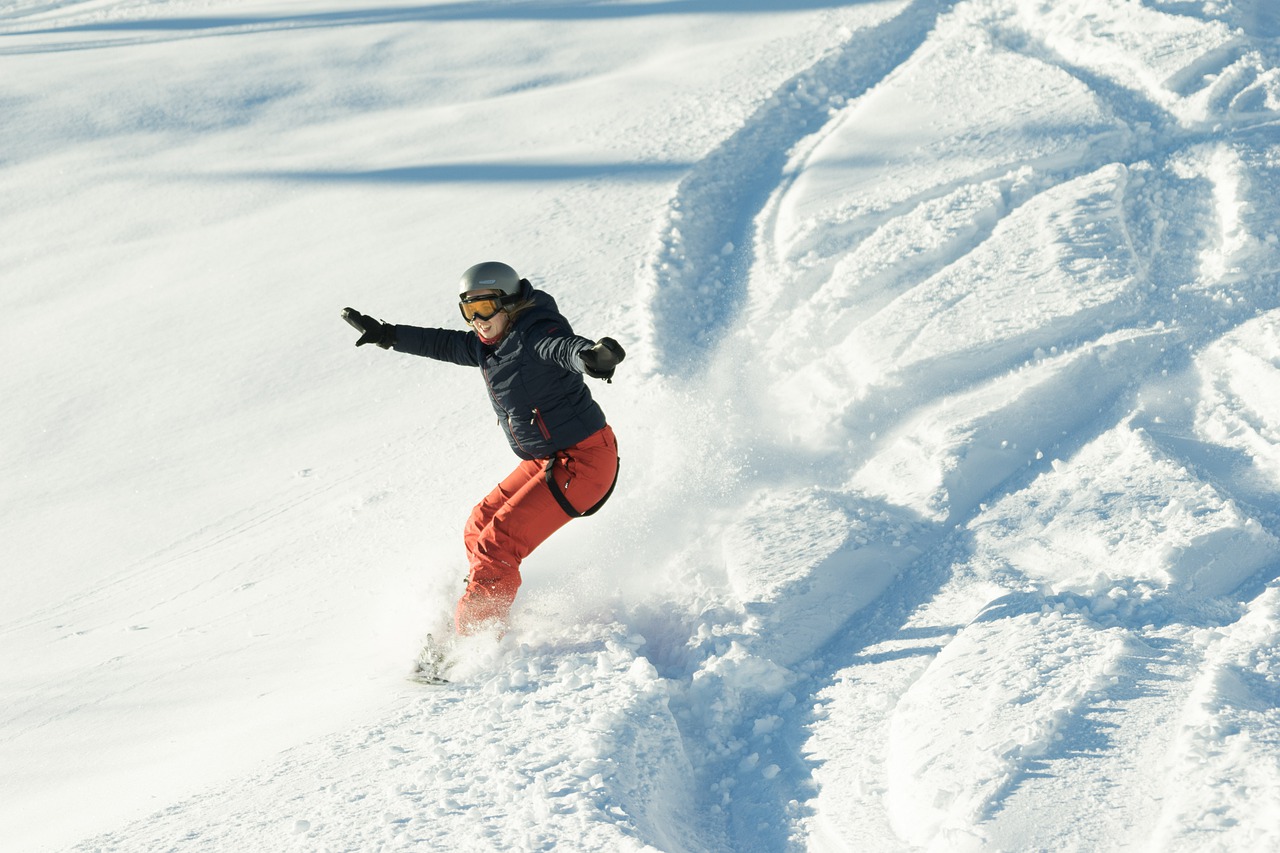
[639, 0, 1280, 848]
[624, 5, 962, 844]
[639, 0, 956, 378]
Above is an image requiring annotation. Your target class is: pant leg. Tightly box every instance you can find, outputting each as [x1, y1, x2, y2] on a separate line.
[457, 459, 543, 634]
[456, 425, 620, 634]
[462, 459, 543, 564]
[453, 458, 568, 630]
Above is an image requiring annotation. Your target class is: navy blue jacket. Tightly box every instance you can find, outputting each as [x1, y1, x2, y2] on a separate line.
[392, 290, 606, 460]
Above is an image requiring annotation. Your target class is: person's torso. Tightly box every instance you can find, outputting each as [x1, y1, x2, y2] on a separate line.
[478, 298, 605, 459]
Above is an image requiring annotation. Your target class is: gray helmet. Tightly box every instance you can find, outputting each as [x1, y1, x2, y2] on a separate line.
[458, 261, 523, 299]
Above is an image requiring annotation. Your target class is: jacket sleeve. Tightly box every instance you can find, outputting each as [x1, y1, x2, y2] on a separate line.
[526, 320, 596, 373]
[392, 325, 480, 367]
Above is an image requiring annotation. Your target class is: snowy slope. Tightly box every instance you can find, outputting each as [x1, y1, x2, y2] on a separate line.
[2, 1, 1279, 851]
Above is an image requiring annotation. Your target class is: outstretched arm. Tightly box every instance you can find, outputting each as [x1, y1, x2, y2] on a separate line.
[528, 322, 626, 382]
[341, 308, 478, 366]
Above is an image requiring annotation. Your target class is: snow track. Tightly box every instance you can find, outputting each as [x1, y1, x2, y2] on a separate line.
[630, 0, 1280, 850]
[638, 0, 954, 377]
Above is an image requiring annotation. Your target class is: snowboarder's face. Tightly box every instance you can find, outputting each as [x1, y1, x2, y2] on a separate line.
[461, 288, 510, 341]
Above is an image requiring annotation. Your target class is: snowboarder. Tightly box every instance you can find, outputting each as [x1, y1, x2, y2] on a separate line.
[342, 261, 625, 644]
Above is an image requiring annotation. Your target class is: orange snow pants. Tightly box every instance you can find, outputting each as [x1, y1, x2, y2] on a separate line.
[456, 425, 618, 635]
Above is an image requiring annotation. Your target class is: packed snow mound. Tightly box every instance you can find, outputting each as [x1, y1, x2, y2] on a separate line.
[1152, 582, 1280, 853]
[1196, 309, 1280, 491]
[973, 422, 1280, 599]
[3, 1, 1280, 852]
[886, 595, 1135, 850]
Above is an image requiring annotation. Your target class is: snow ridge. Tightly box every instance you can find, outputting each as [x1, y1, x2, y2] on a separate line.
[637, 0, 954, 377]
[631, 0, 1280, 849]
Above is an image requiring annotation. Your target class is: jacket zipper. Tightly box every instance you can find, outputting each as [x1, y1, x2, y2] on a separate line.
[484, 356, 534, 456]
[480, 340, 551, 456]
[532, 408, 552, 441]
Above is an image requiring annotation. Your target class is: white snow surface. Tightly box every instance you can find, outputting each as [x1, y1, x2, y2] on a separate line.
[3, 0, 1280, 850]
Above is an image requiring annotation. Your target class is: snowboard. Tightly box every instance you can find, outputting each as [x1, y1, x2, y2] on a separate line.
[407, 633, 453, 685]
[407, 671, 450, 686]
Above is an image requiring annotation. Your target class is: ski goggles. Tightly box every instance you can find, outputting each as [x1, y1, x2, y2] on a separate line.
[458, 293, 507, 323]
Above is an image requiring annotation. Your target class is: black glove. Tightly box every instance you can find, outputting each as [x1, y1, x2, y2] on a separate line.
[580, 337, 625, 382]
[342, 307, 397, 349]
